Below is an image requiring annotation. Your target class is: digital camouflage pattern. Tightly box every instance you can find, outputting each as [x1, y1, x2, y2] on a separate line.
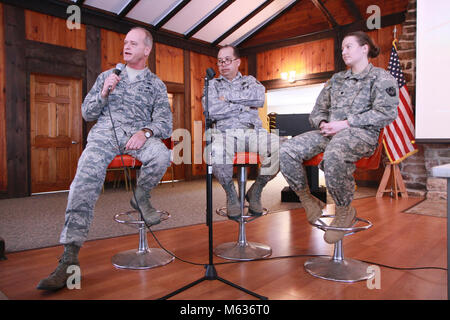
[280, 64, 399, 207]
[205, 72, 265, 131]
[203, 72, 279, 187]
[59, 67, 172, 246]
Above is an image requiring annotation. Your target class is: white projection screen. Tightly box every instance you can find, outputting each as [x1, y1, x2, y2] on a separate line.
[416, 0, 450, 142]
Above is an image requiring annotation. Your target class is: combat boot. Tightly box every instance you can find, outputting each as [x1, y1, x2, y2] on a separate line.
[223, 181, 241, 220]
[296, 187, 324, 224]
[130, 186, 161, 227]
[37, 244, 80, 291]
[323, 205, 356, 244]
[245, 176, 270, 216]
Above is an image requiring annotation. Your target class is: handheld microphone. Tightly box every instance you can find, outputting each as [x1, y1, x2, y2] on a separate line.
[206, 68, 215, 80]
[108, 63, 126, 92]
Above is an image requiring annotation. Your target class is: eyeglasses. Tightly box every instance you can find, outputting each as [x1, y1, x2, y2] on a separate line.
[217, 57, 238, 66]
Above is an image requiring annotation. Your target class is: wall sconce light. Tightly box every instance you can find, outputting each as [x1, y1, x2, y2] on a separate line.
[281, 70, 297, 83]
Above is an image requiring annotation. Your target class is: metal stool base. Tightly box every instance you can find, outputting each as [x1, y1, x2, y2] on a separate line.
[112, 248, 174, 270]
[304, 256, 375, 283]
[112, 210, 173, 270]
[214, 241, 272, 261]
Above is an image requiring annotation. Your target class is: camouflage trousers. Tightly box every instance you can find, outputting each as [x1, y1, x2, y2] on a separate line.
[59, 127, 170, 246]
[210, 128, 280, 188]
[280, 129, 377, 207]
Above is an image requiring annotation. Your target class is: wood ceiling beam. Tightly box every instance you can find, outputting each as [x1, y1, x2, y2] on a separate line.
[239, 11, 406, 56]
[184, 0, 236, 39]
[310, 0, 338, 28]
[343, 0, 363, 22]
[154, 0, 191, 30]
[211, 0, 274, 47]
[235, 0, 302, 46]
[118, 0, 140, 19]
[2, 0, 218, 56]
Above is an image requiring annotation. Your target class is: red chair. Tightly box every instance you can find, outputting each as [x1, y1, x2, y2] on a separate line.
[303, 128, 384, 170]
[105, 155, 142, 192]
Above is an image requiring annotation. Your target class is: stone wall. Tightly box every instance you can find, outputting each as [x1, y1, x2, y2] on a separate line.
[396, 0, 448, 199]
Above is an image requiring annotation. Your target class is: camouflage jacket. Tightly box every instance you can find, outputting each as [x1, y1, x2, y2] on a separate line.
[203, 72, 265, 131]
[82, 67, 172, 139]
[310, 63, 399, 145]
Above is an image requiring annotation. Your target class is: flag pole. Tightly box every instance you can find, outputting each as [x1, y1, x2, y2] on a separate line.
[377, 27, 412, 199]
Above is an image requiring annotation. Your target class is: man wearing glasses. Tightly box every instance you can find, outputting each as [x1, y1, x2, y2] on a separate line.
[203, 45, 279, 220]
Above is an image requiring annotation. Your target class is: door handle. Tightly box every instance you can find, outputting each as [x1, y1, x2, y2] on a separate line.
[72, 141, 78, 144]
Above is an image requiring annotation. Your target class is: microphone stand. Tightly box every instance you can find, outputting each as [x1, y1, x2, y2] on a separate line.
[158, 72, 267, 300]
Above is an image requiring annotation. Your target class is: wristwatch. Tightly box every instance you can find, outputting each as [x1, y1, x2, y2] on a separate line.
[142, 129, 152, 139]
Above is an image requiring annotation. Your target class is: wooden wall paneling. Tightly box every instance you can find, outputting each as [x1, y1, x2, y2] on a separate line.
[155, 43, 184, 84]
[324, 37, 335, 72]
[0, 3, 7, 192]
[24, 10, 86, 51]
[354, 0, 409, 18]
[183, 49, 192, 181]
[368, 24, 403, 69]
[189, 51, 218, 177]
[85, 25, 102, 143]
[100, 29, 125, 72]
[256, 38, 335, 82]
[238, 56, 248, 76]
[3, 4, 28, 197]
[247, 53, 257, 77]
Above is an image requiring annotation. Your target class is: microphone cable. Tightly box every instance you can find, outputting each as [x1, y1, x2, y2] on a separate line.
[105, 66, 205, 267]
[104, 64, 447, 273]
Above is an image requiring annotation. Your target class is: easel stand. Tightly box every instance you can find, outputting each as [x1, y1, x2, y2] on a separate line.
[376, 162, 408, 199]
[158, 69, 267, 300]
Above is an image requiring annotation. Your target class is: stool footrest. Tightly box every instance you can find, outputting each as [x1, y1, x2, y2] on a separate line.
[216, 206, 268, 223]
[112, 209, 174, 270]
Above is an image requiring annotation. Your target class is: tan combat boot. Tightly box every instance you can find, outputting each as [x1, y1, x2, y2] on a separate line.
[130, 186, 162, 227]
[245, 176, 270, 216]
[37, 244, 80, 291]
[223, 181, 241, 220]
[296, 187, 324, 224]
[323, 205, 356, 244]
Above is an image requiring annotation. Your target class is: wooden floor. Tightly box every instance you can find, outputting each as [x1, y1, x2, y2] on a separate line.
[0, 197, 447, 300]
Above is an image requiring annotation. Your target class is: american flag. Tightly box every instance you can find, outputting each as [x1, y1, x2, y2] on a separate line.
[382, 40, 418, 163]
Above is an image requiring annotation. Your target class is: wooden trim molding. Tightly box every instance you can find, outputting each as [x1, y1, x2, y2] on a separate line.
[261, 71, 334, 90]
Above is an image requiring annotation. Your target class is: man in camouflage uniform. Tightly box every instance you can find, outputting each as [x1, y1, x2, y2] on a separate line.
[204, 45, 279, 220]
[37, 27, 172, 291]
[280, 33, 399, 244]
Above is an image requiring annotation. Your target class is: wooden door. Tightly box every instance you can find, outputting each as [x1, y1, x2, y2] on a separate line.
[160, 92, 185, 182]
[30, 74, 82, 193]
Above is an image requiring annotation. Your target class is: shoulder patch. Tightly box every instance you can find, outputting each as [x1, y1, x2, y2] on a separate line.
[386, 86, 396, 97]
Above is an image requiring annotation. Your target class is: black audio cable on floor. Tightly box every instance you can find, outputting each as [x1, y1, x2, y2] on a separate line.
[213, 254, 448, 272]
